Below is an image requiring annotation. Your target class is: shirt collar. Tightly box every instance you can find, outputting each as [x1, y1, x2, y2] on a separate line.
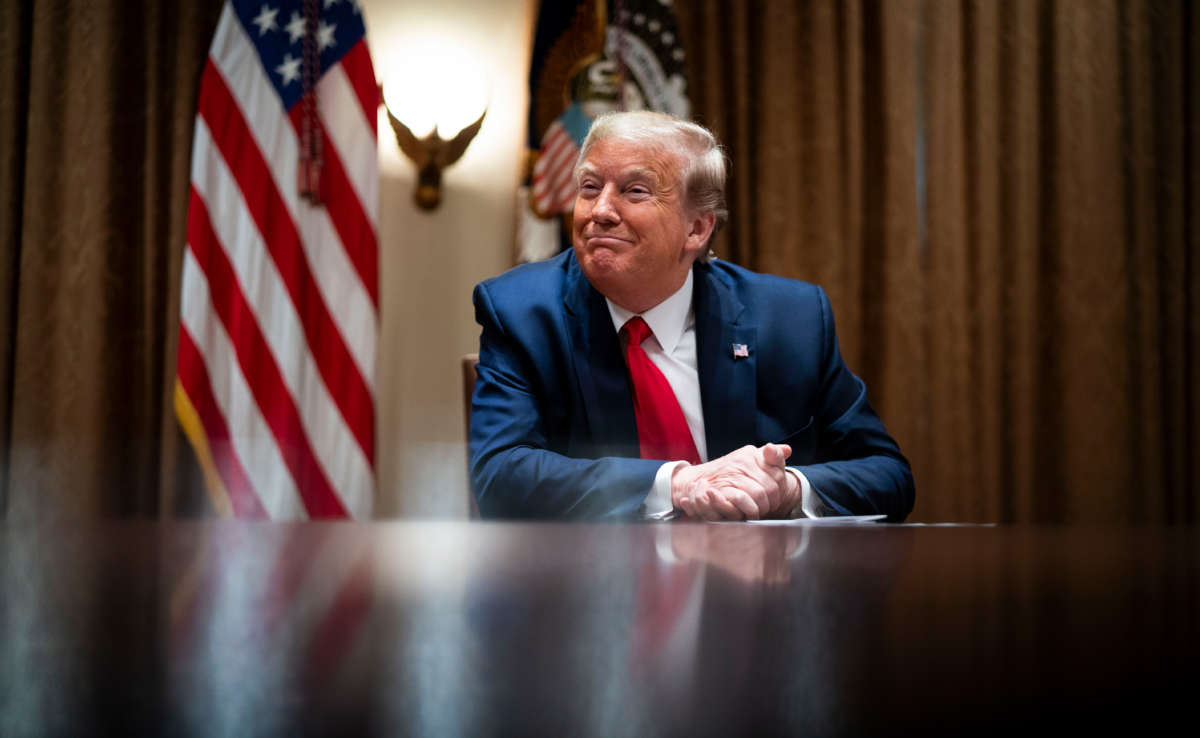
[605, 269, 694, 354]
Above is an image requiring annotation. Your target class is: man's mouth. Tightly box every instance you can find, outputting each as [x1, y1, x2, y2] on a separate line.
[584, 234, 632, 248]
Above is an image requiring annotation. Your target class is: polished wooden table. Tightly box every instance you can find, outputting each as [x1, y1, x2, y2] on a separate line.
[2, 521, 1196, 736]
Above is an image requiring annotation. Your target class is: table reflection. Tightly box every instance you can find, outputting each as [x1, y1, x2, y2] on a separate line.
[1, 521, 1195, 735]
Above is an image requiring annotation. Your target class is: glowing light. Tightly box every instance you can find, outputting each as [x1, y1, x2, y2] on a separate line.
[380, 38, 490, 139]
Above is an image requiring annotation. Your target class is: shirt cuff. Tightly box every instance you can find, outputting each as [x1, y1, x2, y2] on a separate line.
[643, 461, 686, 520]
[786, 467, 829, 518]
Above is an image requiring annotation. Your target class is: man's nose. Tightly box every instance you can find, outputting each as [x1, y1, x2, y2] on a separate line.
[591, 185, 620, 223]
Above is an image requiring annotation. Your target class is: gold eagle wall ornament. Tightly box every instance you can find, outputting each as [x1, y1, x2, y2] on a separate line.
[386, 102, 487, 210]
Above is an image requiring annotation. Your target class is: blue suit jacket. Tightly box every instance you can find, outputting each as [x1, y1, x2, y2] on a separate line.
[469, 250, 914, 521]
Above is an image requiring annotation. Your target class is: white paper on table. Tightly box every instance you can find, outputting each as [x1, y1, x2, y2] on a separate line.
[714, 514, 887, 526]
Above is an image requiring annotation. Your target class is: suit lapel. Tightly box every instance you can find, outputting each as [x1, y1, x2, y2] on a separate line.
[694, 262, 757, 459]
[563, 254, 639, 457]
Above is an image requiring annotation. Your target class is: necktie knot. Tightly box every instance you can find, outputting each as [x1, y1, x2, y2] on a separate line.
[622, 316, 652, 347]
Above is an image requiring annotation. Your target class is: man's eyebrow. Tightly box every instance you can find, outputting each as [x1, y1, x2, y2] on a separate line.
[575, 164, 662, 186]
[580, 166, 660, 182]
[623, 168, 660, 184]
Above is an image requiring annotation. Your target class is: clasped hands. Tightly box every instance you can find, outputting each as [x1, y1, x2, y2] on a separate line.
[670, 444, 800, 521]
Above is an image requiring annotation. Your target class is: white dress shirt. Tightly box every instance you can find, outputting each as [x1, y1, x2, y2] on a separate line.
[604, 271, 825, 519]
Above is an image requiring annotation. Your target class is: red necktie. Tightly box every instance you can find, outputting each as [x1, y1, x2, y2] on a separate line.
[621, 317, 702, 464]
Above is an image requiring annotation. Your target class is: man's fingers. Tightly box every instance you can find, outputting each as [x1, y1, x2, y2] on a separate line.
[761, 443, 792, 468]
[692, 482, 745, 521]
[705, 486, 757, 520]
[670, 462, 705, 510]
[722, 488, 761, 520]
[699, 468, 778, 515]
[707, 490, 745, 521]
[687, 485, 721, 520]
[761, 444, 783, 467]
[738, 479, 773, 517]
[678, 488, 698, 518]
[685, 446, 798, 518]
[695, 490, 725, 521]
[678, 445, 799, 520]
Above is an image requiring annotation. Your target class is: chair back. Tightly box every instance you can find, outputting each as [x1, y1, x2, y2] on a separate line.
[461, 353, 480, 519]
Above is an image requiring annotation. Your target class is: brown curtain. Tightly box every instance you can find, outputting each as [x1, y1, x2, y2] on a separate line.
[677, 0, 1197, 523]
[0, 1, 221, 522]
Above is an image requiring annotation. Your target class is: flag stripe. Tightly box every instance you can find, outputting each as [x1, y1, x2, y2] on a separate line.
[555, 178, 578, 211]
[535, 160, 575, 211]
[208, 16, 378, 391]
[186, 191, 349, 518]
[533, 162, 573, 200]
[318, 59, 380, 229]
[532, 130, 579, 212]
[180, 249, 308, 520]
[530, 141, 562, 187]
[337, 40, 379, 137]
[190, 121, 373, 516]
[176, 328, 268, 519]
[531, 128, 572, 185]
[543, 126, 576, 165]
[532, 130, 575, 190]
[539, 126, 571, 162]
[197, 60, 376, 468]
[287, 103, 379, 309]
[541, 157, 575, 198]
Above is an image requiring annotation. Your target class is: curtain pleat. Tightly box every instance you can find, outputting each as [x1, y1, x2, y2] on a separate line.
[0, 0, 34, 519]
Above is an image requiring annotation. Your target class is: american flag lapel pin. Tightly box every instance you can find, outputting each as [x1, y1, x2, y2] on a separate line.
[732, 343, 750, 359]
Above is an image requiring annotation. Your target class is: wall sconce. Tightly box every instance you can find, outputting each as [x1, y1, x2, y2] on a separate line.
[380, 45, 489, 211]
[383, 100, 485, 210]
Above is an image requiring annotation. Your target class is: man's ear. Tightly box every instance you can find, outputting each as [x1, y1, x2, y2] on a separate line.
[684, 211, 717, 256]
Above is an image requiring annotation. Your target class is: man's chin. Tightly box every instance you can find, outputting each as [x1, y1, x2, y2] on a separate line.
[576, 250, 628, 290]
[580, 255, 621, 280]
[576, 242, 618, 268]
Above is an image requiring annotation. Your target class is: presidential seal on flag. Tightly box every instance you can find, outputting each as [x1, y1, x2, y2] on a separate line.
[516, 0, 692, 263]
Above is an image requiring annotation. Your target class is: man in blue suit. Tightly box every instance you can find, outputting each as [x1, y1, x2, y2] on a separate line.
[470, 111, 913, 521]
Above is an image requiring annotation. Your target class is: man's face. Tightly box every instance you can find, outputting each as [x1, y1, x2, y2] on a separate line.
[572, 138, 714, 314]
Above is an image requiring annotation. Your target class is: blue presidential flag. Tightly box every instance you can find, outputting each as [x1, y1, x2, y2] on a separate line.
[516, 0, 692, 261]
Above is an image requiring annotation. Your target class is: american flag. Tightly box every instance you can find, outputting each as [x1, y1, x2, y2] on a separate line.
[530, 103, 591, 216]
[175, 0, 378, 519]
